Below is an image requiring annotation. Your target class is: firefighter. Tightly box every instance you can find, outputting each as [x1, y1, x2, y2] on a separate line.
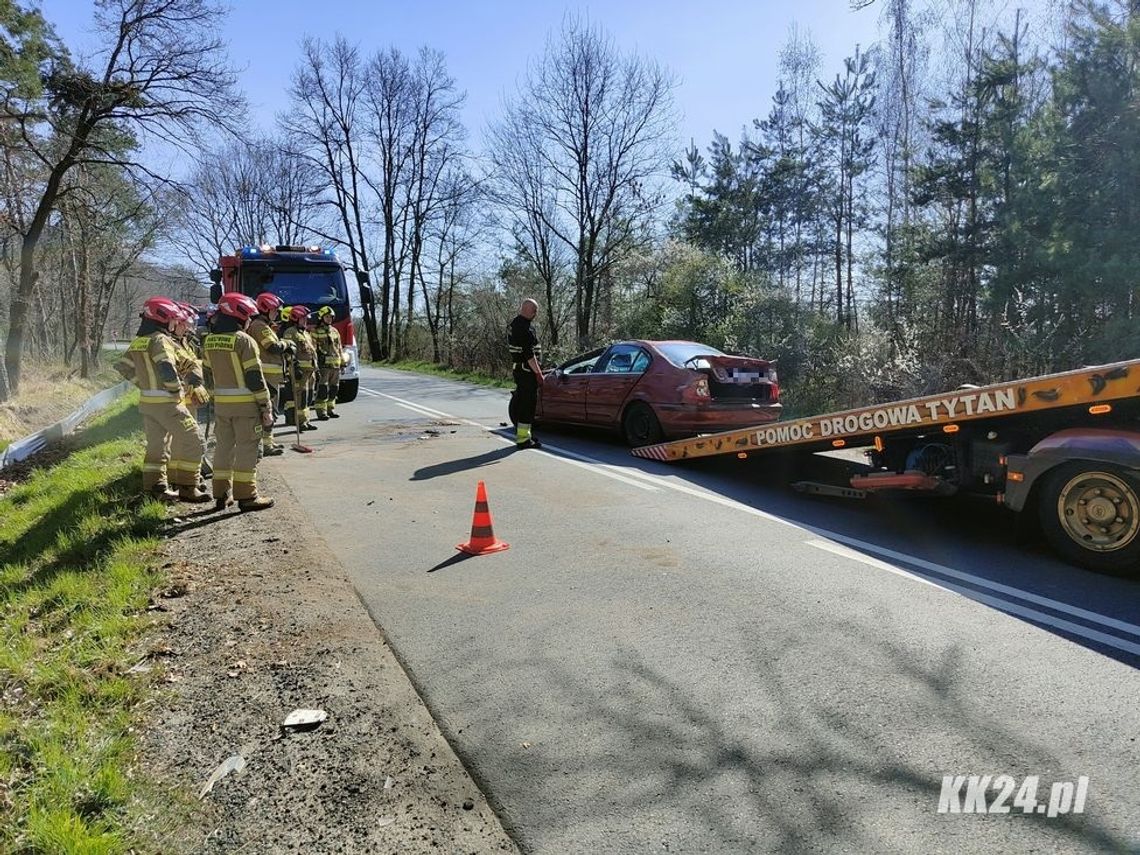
[202, 292, 275, 512]
[114, 297, 210, 502]
[171, 304, 211, 485]
[507, 298, 545, 449]
[247, 292, 294, 456]
[311, 305, 344, 420]
[280, 305, 318, 431]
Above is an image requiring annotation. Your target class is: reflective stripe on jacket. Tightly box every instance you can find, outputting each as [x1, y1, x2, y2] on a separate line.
[203, 331, 271, 416]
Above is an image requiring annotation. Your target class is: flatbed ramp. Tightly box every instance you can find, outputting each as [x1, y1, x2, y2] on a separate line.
[632, 359, 1140, 462]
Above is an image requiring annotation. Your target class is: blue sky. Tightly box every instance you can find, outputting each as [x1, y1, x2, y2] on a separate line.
[42, 0, 882, 154]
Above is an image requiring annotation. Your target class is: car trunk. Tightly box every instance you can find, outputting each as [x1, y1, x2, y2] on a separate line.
[698, 355, 778, 402]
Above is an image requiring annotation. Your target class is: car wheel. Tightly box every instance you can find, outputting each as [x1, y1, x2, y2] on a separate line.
[336, 378, 358, 403]
[1037, 462, 1140, 575]
[622, 402, 664, 447]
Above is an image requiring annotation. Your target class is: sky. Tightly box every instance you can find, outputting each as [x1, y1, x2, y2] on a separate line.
[41, 0, 884, 158]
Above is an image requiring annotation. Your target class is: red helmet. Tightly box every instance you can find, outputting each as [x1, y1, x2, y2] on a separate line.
[142, 296, 182, 325]
[287, 305, 310, 325]
[216, 292, 259, 322]
[255, 292, 282, 316]
[176, 302, 196, 324]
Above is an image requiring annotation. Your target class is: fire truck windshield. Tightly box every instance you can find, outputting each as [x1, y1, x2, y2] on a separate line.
[241, 265, 348, 307]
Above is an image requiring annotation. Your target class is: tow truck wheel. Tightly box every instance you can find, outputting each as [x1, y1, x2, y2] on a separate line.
[336, 378, 358, 403]
[623, 402, 664, 448]
[1038, 462, 1140, 575]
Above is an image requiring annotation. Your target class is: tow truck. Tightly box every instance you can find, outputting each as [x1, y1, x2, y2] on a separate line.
[208, 245, 372, 403]
[632, 359, 1140, 574]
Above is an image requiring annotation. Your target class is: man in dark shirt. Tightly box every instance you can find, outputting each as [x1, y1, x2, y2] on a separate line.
[507, 298, 545, 449]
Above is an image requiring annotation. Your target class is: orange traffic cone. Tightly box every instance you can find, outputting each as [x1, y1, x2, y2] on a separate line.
[457, 480, 510, 555]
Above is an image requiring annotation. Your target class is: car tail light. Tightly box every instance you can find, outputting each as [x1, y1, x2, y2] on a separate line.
[682, 376, 711, 403]
[768, 368, 779, 402]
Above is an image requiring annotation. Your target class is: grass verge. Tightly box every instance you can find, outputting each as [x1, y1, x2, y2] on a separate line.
[378, 359, 513, 390]
[0, 393, 167, 853]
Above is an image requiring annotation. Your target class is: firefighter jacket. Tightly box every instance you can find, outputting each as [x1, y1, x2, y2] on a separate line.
[507, 315, 542, 369]
[248, 316, 288, 384]
[282, 325, 317, 373]
[115, 331, 186, 404]
[202, 330, 272, 418]
[312, 323, 344, 370]
[174, 335, 205, 387]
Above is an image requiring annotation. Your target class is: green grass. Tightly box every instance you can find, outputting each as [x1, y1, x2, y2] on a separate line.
[0, 393, 168, 854]
[378, 359, 513, 389]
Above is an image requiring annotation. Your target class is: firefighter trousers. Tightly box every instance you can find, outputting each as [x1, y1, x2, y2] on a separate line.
[315, 367, 340, 415]
[263, 383, 280, 449]
[142, 402, 203, 491]
[283, 369, 314, 426]
[211, 413, 263, 501]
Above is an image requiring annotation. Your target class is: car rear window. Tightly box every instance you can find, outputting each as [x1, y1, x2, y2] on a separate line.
[656, 343, 726, 367]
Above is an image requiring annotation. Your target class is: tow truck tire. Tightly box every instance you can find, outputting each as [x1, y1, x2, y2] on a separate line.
[623, 402, 664, 448]
[337, 378, 358, 403]
[1038, 462, 1140, 575]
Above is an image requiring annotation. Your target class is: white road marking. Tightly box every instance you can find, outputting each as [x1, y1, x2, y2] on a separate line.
[361, 379, 1140, 647]
[807, 540, 1140, 658]
[359, 387, 446, 420]
[360, 386, 657, 492]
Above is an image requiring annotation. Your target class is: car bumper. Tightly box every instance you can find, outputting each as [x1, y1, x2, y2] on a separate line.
[656, 401, 782, 437]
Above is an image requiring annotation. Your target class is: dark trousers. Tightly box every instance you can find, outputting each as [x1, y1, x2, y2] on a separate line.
[513, 368, 538, 425]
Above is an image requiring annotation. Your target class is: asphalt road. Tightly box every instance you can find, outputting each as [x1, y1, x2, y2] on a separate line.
[267, 364, 1140, 854]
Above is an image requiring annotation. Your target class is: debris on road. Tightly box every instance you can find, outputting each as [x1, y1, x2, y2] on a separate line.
[199, 755, 246, 799]
[282, 708, 328, 732]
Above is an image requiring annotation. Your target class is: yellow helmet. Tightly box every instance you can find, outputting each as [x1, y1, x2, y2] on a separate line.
[316, 306, 335, 321]
[279, 305, 292, 322]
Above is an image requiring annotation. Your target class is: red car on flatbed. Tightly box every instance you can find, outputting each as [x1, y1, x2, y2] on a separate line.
[521, 340, 781, 446]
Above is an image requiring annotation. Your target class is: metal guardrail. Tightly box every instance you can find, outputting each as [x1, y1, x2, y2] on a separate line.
[0, 381, 132, 471]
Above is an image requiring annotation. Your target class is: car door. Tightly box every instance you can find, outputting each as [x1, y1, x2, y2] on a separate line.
[540, 349, 601, 424]
[586, 344, 650, 426]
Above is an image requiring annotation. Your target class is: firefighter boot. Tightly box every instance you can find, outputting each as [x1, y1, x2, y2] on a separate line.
[178, 486, 212, 504]
[149, 484, 179, 503]
[238, 496, 275, 513]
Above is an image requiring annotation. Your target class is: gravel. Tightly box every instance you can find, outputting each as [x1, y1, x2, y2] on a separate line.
[132, 468, 519, 854]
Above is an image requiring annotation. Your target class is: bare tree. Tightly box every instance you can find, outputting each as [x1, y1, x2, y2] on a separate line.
[283, 36, 381, 357]
[497, 17, 677, 347]
[402, 48, 466, 358]
[487, 102, 573, 345]
[362, 46, 416, 359]
[176, 137, 323, 276]
[2, 0, 239, 395]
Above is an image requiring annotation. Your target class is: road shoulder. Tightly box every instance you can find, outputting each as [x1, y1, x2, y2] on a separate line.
[134, 468, 518, 854]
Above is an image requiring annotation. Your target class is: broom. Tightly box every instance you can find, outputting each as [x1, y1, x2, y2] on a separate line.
[288, 353, 314, 454]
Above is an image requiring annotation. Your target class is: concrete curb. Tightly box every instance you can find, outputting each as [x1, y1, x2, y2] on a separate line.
[0, 380, 132, 471]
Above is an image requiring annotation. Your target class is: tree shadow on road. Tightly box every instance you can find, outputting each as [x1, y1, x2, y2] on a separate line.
[410, 446, 516, 481]
[460, 617, 1135, 854]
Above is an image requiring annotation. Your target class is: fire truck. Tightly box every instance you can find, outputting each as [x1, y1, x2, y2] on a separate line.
[209, 245, 372, 403]
[632, 359, 1140, 574]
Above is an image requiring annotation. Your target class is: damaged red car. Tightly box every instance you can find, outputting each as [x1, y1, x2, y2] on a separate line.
[517, 340, 781, 446]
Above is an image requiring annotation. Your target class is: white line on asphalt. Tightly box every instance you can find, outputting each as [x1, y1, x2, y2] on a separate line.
[359, 387, 446, 420]
[360, 381, 1140, 644]
[565, 461, 1140, 640]
[359, 386, 658, 492]
[807, 540, 1140, 658]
